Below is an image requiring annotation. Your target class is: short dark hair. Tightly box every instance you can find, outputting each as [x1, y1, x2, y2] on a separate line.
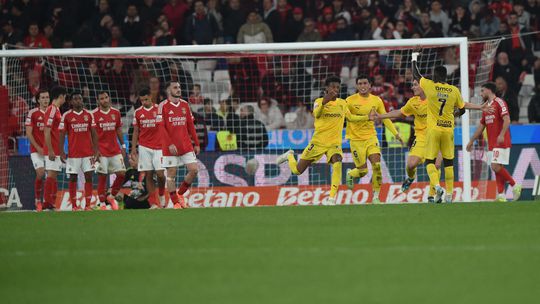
[35, 89, 49, 100]
[139, 87, 150, 96]
[482, 82, 497, 94]
[50, 86, 66, 100]
[166, 81, 179, 88]
[433, 66, 447, 82]
[325, 75, 341, 86]
[356, 74, 371, 83]
[193, 84, 201, 89]
[70, 91, 82, 97]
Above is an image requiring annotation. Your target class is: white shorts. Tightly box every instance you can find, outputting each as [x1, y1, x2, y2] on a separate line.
[96, 154, 126, 174]
[66, 156, 95, 174]
[45, 155, 63, 172]
[162, 152, 197, 168]
[31, 152, 45, 170]
[488, 148, 510, 165]
[138, 145, 163, 171]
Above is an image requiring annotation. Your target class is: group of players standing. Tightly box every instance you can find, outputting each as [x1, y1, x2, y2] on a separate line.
[26, 82, 200, 211]
[277, 51, 522, 204]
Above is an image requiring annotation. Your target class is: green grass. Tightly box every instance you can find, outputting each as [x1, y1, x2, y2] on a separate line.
[1, 202, 540, 304]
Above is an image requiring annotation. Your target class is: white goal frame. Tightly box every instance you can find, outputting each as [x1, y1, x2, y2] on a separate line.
[0, 37, 472, 202]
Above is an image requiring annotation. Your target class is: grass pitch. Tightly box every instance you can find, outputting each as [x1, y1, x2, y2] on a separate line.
[1, 202, 539, 304]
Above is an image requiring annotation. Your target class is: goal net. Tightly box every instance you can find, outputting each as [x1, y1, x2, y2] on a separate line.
[1, 38, 500, 209]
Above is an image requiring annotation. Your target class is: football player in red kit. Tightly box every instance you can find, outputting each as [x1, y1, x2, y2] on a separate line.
[157, 82, 200, 209]
[59, 93, 99, 211]
[92, 91, 126, 210]
[467, 82, 522, 201]
[25, 89, 49, 211]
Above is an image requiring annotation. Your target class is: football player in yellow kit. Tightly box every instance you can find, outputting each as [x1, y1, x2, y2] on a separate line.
[344, 74, 404, 204]
[276, 75, 372, 205]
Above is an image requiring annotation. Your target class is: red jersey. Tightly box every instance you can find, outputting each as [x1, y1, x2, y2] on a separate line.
[157, 99, 199, 156]
[133, 105, 162, 150]
[480, 97, 512, 151]
[43, 104, 62, 156]
[60, 109, 95, 158]
[92, 107, 122, 157]
[25, 108, 46, 153]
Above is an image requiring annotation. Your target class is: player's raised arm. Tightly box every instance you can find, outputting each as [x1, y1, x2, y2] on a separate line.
[411, 50, 424, 81]
[373, 109, 407, 121]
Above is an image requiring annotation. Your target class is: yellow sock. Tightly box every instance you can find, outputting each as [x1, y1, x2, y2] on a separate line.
[329, 162, 342, 198]
[287, 153, 300, 175]
[349, 167, 368, 178]
[426, 163, 440, 196]
[444, 166, 454, 195]
[372, 162, 382, 192]
[406, 166, 416, 179]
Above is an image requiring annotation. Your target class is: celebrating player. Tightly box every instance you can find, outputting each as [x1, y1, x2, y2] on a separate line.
[466, 82, 522, 202]
[25, 89, 49, 211]
[59, 93, 99, 211]
[43, 86, 67, 211]
[344, 75, 404, 204]
[276, 75, 371, 205]
[157, 81, 200, 209]
[93, 91, 126, 210]
[412, 51, 491, 203]
[131, 87, 166, 209]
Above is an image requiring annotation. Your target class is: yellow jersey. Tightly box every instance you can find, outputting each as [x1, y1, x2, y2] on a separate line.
[345, 93, 398, 141]
[311, 97, 366, 146]
[400, 96, 428, 141]
[419, 77, 465, 133]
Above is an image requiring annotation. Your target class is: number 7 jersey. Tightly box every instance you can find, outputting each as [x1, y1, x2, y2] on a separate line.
[420, 77, 465, 133]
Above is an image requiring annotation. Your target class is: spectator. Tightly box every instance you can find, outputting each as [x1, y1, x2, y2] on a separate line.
[505, 12, 534, 68]
[297, 18, 322, 42]
[1, 19, 23, 45]
[394, 20, 411, 39]
[495, 76, 520, 123]
[26, 69, 41, 104]
[23, 23, 51, 48]
[257, 97, 284, 130]
[317, 7, 336, 39]
[535, 57, 540, 86]
[105, 25, 130, 47]
[122, 4, 144, 46]
[216, 99, 241, 133]
[200, 98, 223, 130]
[489, 0, 513, 21]
[91, 0, 112, 34]
[140, 0, 162, 26]
[394, 0, 421, 32]
[192, 111, 209, 151]
[480, 10, 500, 38]
[528, 85, 540, 123]
[449, 5, 471, 37]
[514, 2, 531, 30]
[285, 102, 314, 130]
[493, 52, 521, 92]
[189, 84, 204, 104]
[327, 17, 354, 41]
[429, 0, 451, 36]
[282, 7, 304, 42]
[262, 0, 280, 41]
[43, 22, 62, 48]
[237, 104, 269, 150]
[184, 0, 219, 45]
[354, 8, 372, 39]
[414, 12, 443, 38]
[151, 19, 177, 46]
[106, 59, 133, 113]
[79, 60, 106, 107]
[371, 73, 396, 104]
[222, 0, 246, 43]
[237, 11, 273, 44]
[207, 0, 223, 35]
[149, 76, 165, 104]
[162, 0, 189, 42]
[469, 0, 483, 27]
[332, 0, 351, 24]
[96, 14, 114, 45]
[275, 0, 292, 42]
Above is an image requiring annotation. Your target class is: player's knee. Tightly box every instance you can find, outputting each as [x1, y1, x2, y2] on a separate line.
[443, 158, 453, 167]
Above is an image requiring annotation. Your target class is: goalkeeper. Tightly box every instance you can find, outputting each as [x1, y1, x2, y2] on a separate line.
[276, 75, 372, 205]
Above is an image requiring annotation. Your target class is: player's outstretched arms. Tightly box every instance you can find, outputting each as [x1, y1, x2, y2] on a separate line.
[374, 109, 406, 122]
[463, 102, 495, 114]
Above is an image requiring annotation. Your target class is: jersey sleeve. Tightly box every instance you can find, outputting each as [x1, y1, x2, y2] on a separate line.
[90, 112, 96, 128]
[59, 112, 67, 131]
[25, 111, 33, 126]
[419, 77, 433, 92]
[400, 99, 414, 116]
[45, 107, 55, 127]
[116, 110, 123, 128]
[312, 99, 323, 117]
[132, 111, 139, 127]
[498, 99, 509, 117]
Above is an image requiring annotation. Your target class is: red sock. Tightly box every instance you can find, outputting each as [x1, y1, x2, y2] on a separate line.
[495, 172, 505, 194]
[35, 178, 43, 203]
[111, 173, 125, 196]
[52, 179, 58, 209]
[158, 186, 164, 196]
[98, 175, 107, 202]
[169, 191, 179, 205]
[498, 167, 515, 186]
[69, 181, 77, 207]
[44, 177, 54, 207]
[178, 181, 191, 195]
[84, 182, 93, 208]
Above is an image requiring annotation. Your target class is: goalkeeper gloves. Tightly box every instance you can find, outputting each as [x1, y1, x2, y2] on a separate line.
[411, 52, 420, 62]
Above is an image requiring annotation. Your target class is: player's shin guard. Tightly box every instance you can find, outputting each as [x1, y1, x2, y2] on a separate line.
[84, 182, 93, 208]
[111, 173, 125, 196]
[68, 181, 77, 207]
[178, 181, 191, 195]
[444, 166, 454, 195]
[426, 163, 440, 193]
[372, 162, 382, 192]
[35, 178, 43, 203]
[406, 166, 416, 179]
[329, 162, 342, 198]
[349, 168, 368, 178]
[498, 167, 515, 186]
[287, 153, 300, 175]
[98, 175, 107, 202]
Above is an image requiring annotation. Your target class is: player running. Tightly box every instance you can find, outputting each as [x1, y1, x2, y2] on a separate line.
[466, 82, 522, 202]
[344, 74, 404, 204]
[276, 75, 372, 205]
[157, 81, 200, 209]
[93, 91, 126, 210]
[25, 89, 50, 211]
[412, 50, 491, 203]
[59, 93, 99, 211]
[131, 88, 166, 209]
[43, 86, 67, 211]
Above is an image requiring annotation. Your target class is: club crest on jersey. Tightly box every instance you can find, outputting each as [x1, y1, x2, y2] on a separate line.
[182, 108, 186, 115]
[111, 114, 116, 120]
[84, 115, 89, 121]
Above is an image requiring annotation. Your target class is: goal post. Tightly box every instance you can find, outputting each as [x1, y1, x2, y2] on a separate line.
[1, 37, 501, 207]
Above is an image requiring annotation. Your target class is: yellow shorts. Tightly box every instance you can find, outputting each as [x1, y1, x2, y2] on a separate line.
[300, 142, 343, 163]
[425, 129, 454, 160]
[409, 138, 426, 162]
[350, 137, 381, 168]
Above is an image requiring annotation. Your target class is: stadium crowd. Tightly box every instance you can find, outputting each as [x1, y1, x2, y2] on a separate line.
[2, 0, 540, 146]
